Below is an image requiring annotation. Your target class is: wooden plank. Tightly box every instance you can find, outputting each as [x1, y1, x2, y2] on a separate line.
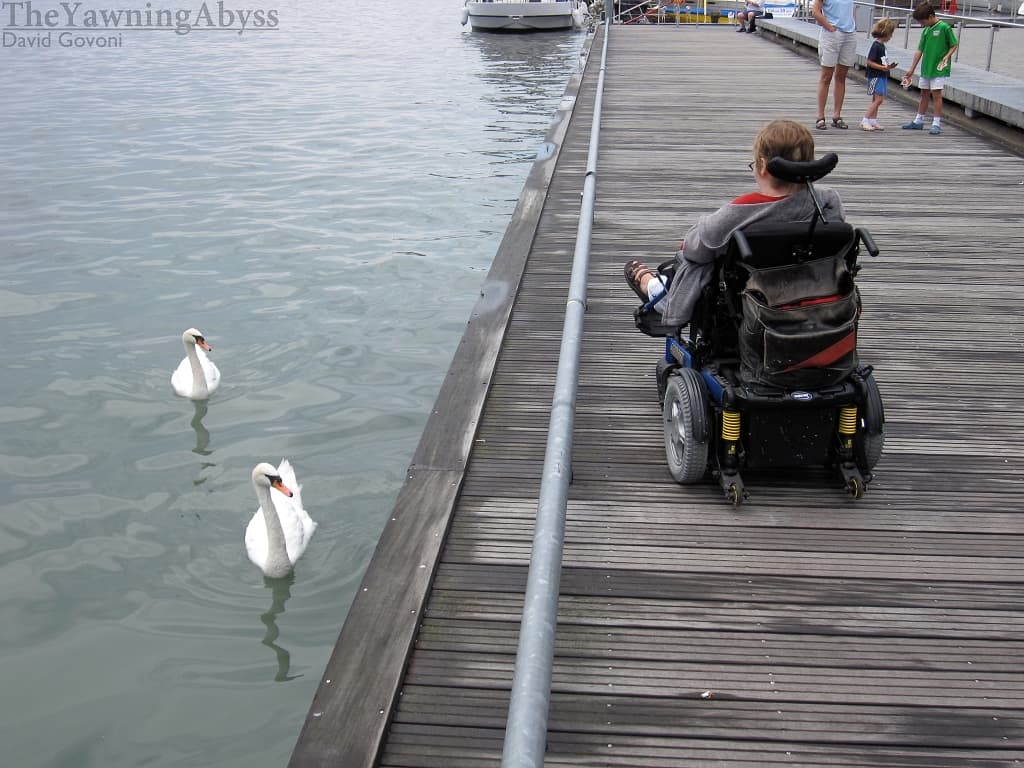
[390, 687, 1024, 746]
[382, 724, 1022, 768]
[285, 467, 461, 766]
[414, 619, 1024, 670]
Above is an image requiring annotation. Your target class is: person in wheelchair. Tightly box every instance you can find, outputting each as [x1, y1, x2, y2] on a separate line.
[624, 119, 883, 504]
[624, 119, 844, 329]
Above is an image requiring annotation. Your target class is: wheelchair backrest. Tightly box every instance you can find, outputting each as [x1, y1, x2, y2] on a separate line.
[727, 220, 857, 273]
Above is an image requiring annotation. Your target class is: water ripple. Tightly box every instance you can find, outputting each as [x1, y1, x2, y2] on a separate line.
[0, 1, 587, 765]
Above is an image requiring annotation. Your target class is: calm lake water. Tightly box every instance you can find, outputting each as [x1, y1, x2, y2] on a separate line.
[0, 3, 587, 765]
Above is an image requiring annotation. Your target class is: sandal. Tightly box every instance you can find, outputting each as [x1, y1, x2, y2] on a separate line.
[624, 260, 654, 302]
[832, 117, 849, 129]
[815, 118, 827, 131]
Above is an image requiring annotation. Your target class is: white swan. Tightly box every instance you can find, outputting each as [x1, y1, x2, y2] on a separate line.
[245, 460, 317, 578]
[171, 327, 221, 400]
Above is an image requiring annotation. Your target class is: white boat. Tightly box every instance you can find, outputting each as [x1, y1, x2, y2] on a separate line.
[461, 0, 589, 31]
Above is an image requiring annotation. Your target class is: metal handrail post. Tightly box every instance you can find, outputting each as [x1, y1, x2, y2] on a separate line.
[499, 18, 610, 768]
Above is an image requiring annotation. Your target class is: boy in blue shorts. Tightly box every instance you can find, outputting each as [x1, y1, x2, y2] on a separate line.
[901, 1, 958, 135]
[861, 18, 898, 131]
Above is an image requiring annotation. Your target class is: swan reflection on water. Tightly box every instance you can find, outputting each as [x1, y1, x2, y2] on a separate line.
[190, 399, 215, 488]
[261, 572, 300, 682]
[191, 399, 212, 457]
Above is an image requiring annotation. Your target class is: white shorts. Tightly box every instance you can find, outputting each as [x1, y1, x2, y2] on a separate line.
[917, 76, 947, 91]
[818, 29, 857, 68]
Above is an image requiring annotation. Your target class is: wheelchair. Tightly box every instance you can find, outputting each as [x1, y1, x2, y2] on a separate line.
[634, 153, 885, 505]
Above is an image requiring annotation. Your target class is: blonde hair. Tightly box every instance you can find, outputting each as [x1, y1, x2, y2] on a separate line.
[752, 119, 815, 169]
[871, 18, 896, 38]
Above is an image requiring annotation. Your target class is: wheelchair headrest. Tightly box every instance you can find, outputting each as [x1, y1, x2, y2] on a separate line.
[767, 153, 838, 184]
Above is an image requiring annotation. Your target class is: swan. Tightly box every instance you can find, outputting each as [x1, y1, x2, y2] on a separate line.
[246, 460, 317, 578]
[171, 327, 221, 400]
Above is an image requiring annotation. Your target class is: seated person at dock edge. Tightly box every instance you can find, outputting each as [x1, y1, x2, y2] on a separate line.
[736, 0, 764, 32]
[624, 119, 846, 327]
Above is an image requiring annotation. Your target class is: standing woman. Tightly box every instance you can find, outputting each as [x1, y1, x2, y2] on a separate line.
[812, 0, 857, 131]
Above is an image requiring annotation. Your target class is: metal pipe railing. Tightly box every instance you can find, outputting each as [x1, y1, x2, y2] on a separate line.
[612, 0, 654, 22]
[499, 15, 611, 768]
[610, 0, 1022, 63]
[854, 0, 1023, 73]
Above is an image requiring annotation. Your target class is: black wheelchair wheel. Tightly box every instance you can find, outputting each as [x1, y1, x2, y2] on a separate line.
[854, 372, 885, 471]
[662, 369, 711, 484]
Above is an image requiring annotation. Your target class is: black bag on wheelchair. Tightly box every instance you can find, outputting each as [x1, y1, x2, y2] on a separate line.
[738, 250, 860, 388]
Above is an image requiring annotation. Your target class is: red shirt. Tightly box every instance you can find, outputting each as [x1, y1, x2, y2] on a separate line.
[731, 192, 788, 205]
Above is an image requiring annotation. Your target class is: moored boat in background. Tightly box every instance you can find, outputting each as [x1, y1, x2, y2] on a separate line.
[461, 0, 589, 31]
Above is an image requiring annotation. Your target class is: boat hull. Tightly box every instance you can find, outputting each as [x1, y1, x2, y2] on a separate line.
[465, 1, 580, 31]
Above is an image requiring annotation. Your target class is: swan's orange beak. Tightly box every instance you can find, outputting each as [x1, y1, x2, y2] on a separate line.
[271, 478, 294, 498]
[196, 337, 212, 352]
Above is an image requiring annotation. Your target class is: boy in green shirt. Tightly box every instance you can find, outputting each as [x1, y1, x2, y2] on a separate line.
[901, 1, 958, 135]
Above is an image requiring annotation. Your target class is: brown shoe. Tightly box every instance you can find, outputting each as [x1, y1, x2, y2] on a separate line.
[624, 260, 655, 302]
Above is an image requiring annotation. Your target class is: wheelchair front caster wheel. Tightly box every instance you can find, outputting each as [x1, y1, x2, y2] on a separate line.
[846, 476, 863, 500]
[716, 470, 746, 506]
[726, 482, 743, 507]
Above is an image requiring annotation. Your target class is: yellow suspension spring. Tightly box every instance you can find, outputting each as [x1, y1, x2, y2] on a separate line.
[722, 409, 741, 441]
[838, 406, 858, 436]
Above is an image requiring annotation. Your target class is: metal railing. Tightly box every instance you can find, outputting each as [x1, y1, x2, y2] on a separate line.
[790, 0, 1023, 74]
[856, 0, 1024, 73]
[609, 0, 659, 22]
[606, 0, 727, 24]
[790, 0, 1020, 20]
[498, 11, 611, 768]
[601, 0, 1022, 60]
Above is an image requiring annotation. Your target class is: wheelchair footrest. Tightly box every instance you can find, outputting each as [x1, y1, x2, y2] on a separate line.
[634, 305, 681, 338]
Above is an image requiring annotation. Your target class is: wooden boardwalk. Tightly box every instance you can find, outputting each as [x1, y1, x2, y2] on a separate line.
[291, 25, 1024, 767]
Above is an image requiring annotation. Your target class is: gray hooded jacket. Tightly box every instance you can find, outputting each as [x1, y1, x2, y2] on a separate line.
[660, 185, 845, 327]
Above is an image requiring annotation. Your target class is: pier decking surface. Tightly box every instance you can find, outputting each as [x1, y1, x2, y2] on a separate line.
[291, 25, 1024, 767]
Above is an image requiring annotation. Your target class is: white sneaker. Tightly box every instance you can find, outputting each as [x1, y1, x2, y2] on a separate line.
[860, 122, 878, 131]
